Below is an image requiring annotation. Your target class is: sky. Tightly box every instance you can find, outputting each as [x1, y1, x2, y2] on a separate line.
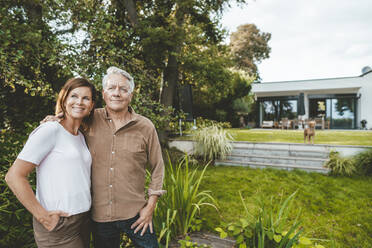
[221, 0, 372, 82]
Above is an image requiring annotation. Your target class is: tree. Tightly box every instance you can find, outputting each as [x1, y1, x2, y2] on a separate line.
[61, 0, 252, 129]
[0, 0, 74, 131]
[229, 23, 271, 78]
[117, 0, 249, 109]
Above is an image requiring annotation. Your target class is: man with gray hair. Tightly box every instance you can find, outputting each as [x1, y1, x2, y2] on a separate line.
[87, 66, 165, 247]
[44, 66, 165, 247]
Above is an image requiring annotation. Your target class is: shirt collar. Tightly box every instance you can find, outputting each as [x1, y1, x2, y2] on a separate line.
[103, 106, 138, 123]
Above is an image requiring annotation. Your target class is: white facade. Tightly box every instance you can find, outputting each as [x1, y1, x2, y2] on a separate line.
[252, 69, 372, 129]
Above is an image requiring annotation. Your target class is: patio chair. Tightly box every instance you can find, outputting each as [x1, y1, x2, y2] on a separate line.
[314, 117, 325, 129]
[261, 121, 274, 128]
[281, 118, 290, 130]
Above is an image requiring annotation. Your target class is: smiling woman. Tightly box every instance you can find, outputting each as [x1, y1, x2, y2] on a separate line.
[56, 78, 97, 132]
[5, 78, 97, 248]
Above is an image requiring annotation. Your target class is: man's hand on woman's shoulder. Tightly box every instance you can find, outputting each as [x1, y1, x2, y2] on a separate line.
[40, 113, 64, 124]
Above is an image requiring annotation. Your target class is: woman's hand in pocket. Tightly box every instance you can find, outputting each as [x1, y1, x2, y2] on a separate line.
[40, 210, 70, 231]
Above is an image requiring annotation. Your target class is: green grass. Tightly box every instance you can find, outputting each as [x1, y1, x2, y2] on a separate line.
[227, 129, 372, 146]
[199, 166, 372, 248]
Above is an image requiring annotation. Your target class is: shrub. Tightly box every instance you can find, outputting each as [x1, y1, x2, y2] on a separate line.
[0, 123, 38, 248]
[353, 149, 372, 176]
[325, 151, 356, 176]
[153, 153, 217, 246]
[216, 191, 326, 248]
[194, 117, 231, 129]
[178, 235, 210, 248]
[193, 124, 233, 161]
[169, 117, 232, 136]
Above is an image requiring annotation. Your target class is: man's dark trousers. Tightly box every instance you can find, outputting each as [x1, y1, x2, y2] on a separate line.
[93, 214, 159, 248]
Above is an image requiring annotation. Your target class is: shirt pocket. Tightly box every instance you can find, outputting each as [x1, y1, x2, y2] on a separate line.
[120, 134, 146, 153]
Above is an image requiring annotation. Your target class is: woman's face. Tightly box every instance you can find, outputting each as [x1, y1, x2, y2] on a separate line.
[64, 86, 94, 120]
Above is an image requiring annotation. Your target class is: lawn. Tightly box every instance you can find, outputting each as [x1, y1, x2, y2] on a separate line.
[198, 166, 372, 248]
[227, 129, 372, 146]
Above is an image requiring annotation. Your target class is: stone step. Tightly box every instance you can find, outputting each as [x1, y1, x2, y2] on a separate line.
[215, 160, 330, 174]
[230, 147, 329, 159]
[232, 142, 331, 152]
[226, 154, 328, 167]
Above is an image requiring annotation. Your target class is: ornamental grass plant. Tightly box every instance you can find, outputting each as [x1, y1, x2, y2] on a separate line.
[193, 124, 233, 161]
[354, 149, 372, 176]
[153, 153, 218, 246]
[325, 151, 356, 176]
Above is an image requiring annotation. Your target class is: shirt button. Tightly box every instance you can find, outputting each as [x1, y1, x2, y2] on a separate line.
[109, 185, 113, 188]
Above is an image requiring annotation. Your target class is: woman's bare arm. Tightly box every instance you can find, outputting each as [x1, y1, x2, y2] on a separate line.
[5, 159, 69, 231]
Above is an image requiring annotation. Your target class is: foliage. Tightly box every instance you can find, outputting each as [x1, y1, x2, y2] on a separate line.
[0, 123, 38, 247]
[194, 117, 232, 129]
[229, 24, 271, 78]
[325, 151, 356, 176]
[153, 153, 218, 245]
[232, 94, 255, 115]
[178, 235, 210, 248]
[172, 117, 232, 136]
[199, 166, 372, 247]
[215, 191, 324, 248]
[194, 71, 254, 127]
[61, 0, 252, 107]
[354, 149, 372, 176]
[0, 0, 73, 131]
[193, 124, 233, 161]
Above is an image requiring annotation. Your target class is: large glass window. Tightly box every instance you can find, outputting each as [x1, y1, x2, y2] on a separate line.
[310, 96, 356, 129]
[330, 98, 355, 129]
[261, 99, 298, 122]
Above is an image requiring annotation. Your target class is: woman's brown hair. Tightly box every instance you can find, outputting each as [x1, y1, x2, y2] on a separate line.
[55, 77, 97, 131]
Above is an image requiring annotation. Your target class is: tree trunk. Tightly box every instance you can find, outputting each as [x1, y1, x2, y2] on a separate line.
[123, 0, 138, 27]
[161, 52, 179, 107]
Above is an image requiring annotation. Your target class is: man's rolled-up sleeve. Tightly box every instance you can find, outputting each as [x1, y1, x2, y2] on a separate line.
[147, 125, 166, 197]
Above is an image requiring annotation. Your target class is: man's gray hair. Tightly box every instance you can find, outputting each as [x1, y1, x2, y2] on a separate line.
[102, 66, 135, 93]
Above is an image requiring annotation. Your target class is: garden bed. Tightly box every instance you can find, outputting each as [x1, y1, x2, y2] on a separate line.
[199, 166, 372, 247]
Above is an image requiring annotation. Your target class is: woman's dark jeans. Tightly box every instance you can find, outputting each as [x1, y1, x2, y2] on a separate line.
[93, 214, 158, 248]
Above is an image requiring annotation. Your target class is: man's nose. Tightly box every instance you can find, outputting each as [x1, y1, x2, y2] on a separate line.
[113, 87, 121, 96]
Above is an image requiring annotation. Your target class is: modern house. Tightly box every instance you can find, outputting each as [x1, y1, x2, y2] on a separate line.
[252, 66, 372, 129]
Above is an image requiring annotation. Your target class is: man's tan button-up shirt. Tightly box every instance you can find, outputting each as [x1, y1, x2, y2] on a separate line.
[85, 108, 165, 222]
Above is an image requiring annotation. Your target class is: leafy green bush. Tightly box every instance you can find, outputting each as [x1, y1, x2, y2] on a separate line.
[178, 235, 210, 248]
[325, 151, 356, 176]
[153, 154, 217, 246]
[193, 124, 233, 161]
[0, 123, 38, 248]
[216, 191, 326, 248]
[194, 117, 231, 129]
[354, 149, 372, 176]
[169, 117, 232, 136]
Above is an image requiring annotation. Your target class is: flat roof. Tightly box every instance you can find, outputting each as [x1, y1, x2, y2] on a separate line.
[255, 70, 371, 85]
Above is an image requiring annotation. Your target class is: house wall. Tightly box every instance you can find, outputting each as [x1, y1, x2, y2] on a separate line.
[359, 73, 372, 128]
[252, 71, 372, 129]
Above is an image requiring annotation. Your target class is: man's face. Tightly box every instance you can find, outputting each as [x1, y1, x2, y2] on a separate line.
[102, 73, 133, 113]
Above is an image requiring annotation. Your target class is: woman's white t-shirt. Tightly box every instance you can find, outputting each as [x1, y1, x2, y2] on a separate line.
[18, 121, 92, 215]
